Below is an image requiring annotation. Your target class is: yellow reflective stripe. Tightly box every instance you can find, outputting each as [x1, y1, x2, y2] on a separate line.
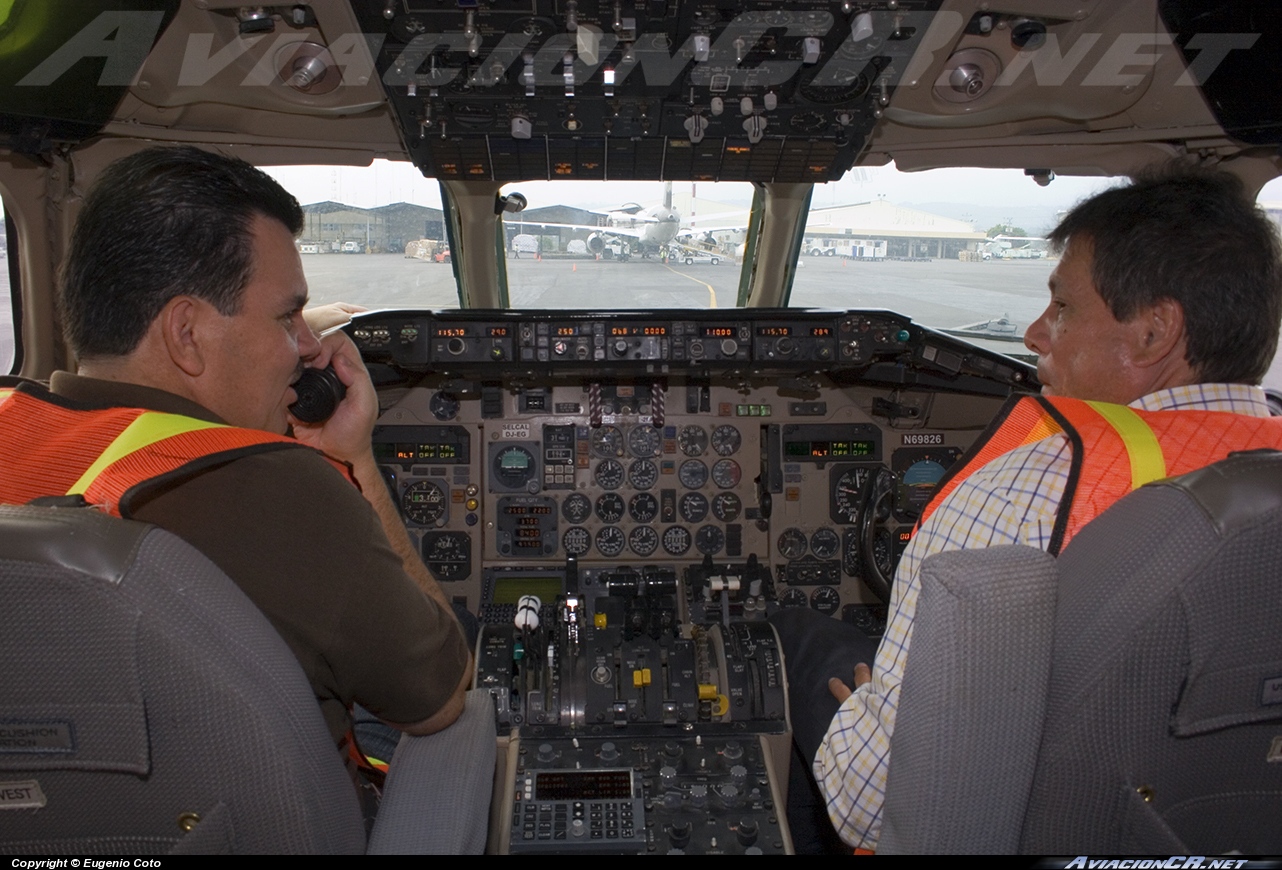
[1085, 400, 1168, 490]
[67, 411, 227, 496]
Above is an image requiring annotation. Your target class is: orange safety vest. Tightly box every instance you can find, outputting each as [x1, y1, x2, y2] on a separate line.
[919, 393, 1282, 555]
[0, 381, 356, 518]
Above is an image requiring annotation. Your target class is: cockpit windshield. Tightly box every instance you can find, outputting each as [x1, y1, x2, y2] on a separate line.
[267, 162, 1106, 332]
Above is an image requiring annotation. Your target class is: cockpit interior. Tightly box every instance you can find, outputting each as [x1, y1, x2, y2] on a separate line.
[3, 0, 1282, 855]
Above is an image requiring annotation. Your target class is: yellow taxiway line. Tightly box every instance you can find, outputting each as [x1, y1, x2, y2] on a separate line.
[662, 264, 718, 308]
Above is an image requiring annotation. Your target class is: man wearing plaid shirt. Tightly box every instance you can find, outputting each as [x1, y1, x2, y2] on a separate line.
[772, 166, 1282, 852]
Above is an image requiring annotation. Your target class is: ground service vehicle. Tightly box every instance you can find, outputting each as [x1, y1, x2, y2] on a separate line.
[2, 0, 1281, 856]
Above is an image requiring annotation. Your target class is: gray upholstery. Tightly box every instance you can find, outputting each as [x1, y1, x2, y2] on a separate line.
[369, 691, 497, 854]
[877, 546, 1059, 853]
[879, 450, 1282, 854]
[0, 505, 493, 854]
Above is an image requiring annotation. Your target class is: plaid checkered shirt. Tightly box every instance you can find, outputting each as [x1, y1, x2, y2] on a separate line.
[813, 383, 1274, 850]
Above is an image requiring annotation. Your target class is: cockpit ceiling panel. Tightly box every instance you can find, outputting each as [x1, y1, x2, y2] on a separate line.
[352, 0, 942, 182]
[1160, 0, 1282, 146]
[0, 0, 179, 150]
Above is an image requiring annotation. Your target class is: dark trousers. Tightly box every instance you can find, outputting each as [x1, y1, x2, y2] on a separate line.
[768, 608, 880, 854]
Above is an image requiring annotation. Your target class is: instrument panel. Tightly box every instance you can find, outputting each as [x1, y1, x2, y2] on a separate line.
[352, 307, 1034, 627]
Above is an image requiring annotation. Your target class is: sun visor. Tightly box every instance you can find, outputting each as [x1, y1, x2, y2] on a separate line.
[0, 1, 179, 152]
[1161, 0, 1282, 146]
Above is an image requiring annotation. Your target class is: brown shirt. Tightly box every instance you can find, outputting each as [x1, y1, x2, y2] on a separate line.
[49, 372, 469, 744]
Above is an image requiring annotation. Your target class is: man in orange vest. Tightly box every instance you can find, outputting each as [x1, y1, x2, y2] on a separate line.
[773, 166, 1282, 852]
[0, 147, 471, 759]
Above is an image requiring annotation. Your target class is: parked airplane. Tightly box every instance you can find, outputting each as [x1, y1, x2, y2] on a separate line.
[514, 182, 748, 258]
[1, 0, 1280, 857]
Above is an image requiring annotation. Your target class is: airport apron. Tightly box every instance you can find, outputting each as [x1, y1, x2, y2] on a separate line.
[918, 393, 1282, 555]
[0, 382, 355, 517]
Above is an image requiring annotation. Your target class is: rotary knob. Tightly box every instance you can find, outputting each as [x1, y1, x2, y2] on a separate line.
[659, 764, 678, 788]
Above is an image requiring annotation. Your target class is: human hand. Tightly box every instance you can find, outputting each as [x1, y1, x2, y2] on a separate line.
[289, 330, 378, 464]
[303, 301, 367, 334]
[828, 662, 872, 703]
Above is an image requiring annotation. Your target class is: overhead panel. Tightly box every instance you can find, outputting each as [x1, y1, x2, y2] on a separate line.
[352, 0, 942, 182]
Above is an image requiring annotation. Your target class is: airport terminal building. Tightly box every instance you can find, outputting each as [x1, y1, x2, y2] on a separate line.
[801, 200, 988, 259]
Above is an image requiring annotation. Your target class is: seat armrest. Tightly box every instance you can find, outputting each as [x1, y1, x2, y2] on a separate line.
[367, 689, 496, 854]
[879, 545, 1058, 854]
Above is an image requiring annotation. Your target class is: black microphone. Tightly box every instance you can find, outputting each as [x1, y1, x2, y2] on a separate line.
[289, 365, 346, 423]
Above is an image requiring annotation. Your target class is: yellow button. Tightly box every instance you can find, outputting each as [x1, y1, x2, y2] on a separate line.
[698, 683, 718, 701]
[594, 613, 607, 629]
[465, 498, 479, 511]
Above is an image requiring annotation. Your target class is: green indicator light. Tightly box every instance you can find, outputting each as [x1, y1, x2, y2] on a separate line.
[896, 329, 911, 342]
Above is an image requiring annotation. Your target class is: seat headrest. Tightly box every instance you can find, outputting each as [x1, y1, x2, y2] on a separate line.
[1155, 449, 1282, 537]
[0, 505, 152, 585]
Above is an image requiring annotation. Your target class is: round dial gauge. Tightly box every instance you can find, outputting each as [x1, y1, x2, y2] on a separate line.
[811, 585, 841, 615]
[428, 390, 459, 421]
[872, 527, 895, 580]
[811, 527, 840, 560]
[679, 492, 709, 523]
[595, 492, 625, 524]
[628, 425, 662, 458]
[711, 424, 741, 456]
[628, 525, 659, 557]
[678, 459, 708, 489]
[629, 492, 659, 523]
[594, 459, 624, 490]
[422, 531, 469, 579]
[895, 448, 962, 519]
[595, 525, 626, 557]
[678, 425, 708, 456]
[695, 524, 725, 556]
[779, 587, 809, 608]
[562, 492, 592, 524]
[628, 459, 658, 490]
[620, 489, 651, 525]
[832, 466, 872, 524]
[777, 527, 808, 560]
[591, 425, 624, 458]
[493, 445, 537, 490]
[401, 480, 447, 526]
[711, 492, 742, 522]
[712, 459, 741, 489]
[662, 526, 692, 556]
[563, 526, 591, 557]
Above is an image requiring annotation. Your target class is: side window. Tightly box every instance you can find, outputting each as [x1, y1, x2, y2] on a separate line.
[262, 161, 460, 311]
[1, 199, 16, 374]
[1256, 179, 1282, 393]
